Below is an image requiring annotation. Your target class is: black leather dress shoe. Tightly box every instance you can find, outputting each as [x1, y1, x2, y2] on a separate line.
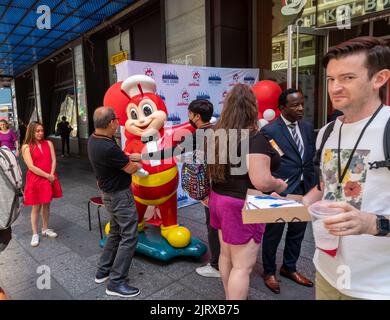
[106, 283, 140, 298]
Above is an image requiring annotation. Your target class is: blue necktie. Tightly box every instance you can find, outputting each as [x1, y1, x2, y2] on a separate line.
[288, 123, 304, 159]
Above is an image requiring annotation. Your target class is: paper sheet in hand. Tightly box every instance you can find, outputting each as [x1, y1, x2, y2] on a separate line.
[246, 195, 303, 210]
[242, 189, 310, 224]
[146, 141, 161, 167]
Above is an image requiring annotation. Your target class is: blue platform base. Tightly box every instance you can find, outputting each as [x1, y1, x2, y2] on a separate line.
[99, 224, 207, 262]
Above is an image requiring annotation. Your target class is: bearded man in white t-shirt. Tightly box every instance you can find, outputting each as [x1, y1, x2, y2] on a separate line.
[302, 36, 390, 300]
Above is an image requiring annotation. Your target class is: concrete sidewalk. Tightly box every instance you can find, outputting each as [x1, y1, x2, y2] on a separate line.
[0, 156, 316, 300]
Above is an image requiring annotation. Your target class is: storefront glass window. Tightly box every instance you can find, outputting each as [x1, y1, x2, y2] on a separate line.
[54, 92, 77, 138]
[73, 44, 89, 139]
[165, 0, 206, 66]
[267, 1, 319, 126]
[107, 30, 131, 86]
[25, 75, 36, 124]
[33, 66, 42, 123]
[29, 106, 38, 123]
[373, 16, 390, 37]
[268, 0, 390, 128]
[271, 0, 390, 70]
[10, 81, 18, 130]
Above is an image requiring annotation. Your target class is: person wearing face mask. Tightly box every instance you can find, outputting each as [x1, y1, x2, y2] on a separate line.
[22, 121, 62, 247]
[187, 100, 222, 278]
[143, 99, 214, 158]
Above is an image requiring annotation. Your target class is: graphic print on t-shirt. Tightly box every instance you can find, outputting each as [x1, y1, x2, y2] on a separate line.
[322, 148, 370, 209]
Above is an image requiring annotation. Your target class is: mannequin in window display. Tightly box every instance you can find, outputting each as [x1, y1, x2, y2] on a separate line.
[103, 75, 199, 251]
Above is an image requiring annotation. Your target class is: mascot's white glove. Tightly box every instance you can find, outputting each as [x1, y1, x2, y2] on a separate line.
[134, 168, 149, 177]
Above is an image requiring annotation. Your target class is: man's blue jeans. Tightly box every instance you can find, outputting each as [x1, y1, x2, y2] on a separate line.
[98, 189, 138, 285]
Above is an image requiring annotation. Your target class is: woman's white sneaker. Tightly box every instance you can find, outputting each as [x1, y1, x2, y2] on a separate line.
[42, 229, 58, 238]
[31, 234, 40, 247]
[195, 263, 221, 278]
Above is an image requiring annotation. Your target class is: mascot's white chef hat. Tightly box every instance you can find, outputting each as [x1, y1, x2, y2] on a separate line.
[121, 75, 156, 98]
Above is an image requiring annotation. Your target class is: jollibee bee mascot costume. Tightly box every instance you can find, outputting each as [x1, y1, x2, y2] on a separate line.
[104, 75, 196, 249]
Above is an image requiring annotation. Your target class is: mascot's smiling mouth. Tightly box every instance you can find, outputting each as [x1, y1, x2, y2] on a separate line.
[136, 123, 150, 129]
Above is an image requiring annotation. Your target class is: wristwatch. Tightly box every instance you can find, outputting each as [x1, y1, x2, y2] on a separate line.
[375, 215, 390, 236]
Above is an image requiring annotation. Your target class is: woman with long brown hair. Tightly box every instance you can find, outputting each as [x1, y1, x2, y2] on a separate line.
[208, 84, 287, 300]
[22, 122, 62, 247]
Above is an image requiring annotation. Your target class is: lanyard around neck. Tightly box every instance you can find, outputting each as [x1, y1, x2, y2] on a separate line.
[337, 104, 383, 186]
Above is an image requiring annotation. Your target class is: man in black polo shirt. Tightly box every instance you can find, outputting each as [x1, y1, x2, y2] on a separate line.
[88, 106, 142, 298]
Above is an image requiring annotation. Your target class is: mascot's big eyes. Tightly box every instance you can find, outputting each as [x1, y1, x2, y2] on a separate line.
[130, 108, 138, 120]
[142, 104, 153, 117]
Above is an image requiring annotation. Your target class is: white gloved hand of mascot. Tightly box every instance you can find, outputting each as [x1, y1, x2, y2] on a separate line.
[134, 168, 149, 177]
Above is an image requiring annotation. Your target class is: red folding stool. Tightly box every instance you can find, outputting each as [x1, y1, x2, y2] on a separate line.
[87, 197, 104, 239]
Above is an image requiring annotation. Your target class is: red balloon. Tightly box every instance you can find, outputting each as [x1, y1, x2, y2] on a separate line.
[252, 80, 282, 110]
[252, 80, 282, 122]
[103, 81, 129, 126]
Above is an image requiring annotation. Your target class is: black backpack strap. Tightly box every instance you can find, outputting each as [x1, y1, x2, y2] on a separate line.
[385, 116, 390, 166]
[368, 117, 390, 170]
[0, 148, 18, 186]
[0, 148, 22, 197]
[0, 148, 18, 190]
[314, 121, 336, 191]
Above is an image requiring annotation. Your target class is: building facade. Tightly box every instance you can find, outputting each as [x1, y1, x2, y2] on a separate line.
[0, 88, 13, 124]
[9, 0, 390, 155]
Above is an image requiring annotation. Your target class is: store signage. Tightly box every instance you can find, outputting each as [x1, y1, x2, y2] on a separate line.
[299, 0, 390, 27]
[281, 0, 307, 16]
[275, 0, 390, 29]
[110, 51, 128, 66]
[272, 55, 315, 71]
[0, 105, 9, 113]
[273, 1, 306, 35]
[365, 0, 390, 13]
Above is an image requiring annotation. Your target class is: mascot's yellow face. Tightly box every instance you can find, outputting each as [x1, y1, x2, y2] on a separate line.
[124, 96, 167, 138]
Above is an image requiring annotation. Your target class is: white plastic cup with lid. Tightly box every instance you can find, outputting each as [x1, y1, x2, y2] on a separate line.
[308, 200, 344, 257]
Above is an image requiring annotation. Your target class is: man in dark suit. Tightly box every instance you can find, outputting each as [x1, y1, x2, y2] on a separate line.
[261, 88, 316, 294]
